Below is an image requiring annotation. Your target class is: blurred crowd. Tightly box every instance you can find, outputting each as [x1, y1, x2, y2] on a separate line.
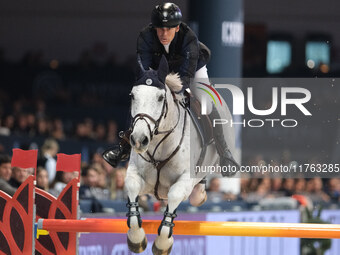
[0, 98, 119, 143]
[1, 138, 339, 213]
[0, 46, 133, 146]
[0, 47, 339, 212]
[206, 176, 340, 204]
[0, 138, 128, 202]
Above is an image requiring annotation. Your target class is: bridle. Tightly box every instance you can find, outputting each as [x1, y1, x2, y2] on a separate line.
[129, 85, 187, 200]
[130, 85, 171, 140]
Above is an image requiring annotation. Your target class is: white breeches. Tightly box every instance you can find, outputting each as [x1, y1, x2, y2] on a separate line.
[192, 65, 213, 114]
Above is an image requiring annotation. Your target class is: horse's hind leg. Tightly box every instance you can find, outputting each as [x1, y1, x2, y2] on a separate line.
[152, 176, 193, 255]
[125, 173, 147, 253]
[189, 182, 207, 207]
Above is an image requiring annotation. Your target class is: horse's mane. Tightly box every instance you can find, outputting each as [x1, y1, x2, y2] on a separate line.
[165, 73, 185, 101]
[165, 73, 182, 92]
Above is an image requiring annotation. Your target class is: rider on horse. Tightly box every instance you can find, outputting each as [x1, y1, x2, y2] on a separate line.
[103, 2, 239, 174]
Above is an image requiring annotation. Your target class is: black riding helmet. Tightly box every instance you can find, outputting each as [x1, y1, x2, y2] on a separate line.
[151, 2, 182, 28]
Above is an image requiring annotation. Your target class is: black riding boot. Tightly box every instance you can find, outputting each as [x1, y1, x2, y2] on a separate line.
[102, 130, 132, 168]
[208, 106, 240, 177]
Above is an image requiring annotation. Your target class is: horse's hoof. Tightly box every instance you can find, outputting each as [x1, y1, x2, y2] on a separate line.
[127, 236, 147, 253]
[152, 242, 173, 255]
[197, 193, 207, 207]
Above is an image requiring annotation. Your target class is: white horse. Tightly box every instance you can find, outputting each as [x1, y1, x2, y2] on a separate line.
[124, 56, 236, 255]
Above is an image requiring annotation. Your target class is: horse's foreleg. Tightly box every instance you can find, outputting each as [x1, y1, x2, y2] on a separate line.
[152, 177, 193, 255]
[189, 181, 207, 207]
[125, 173, 147, 253]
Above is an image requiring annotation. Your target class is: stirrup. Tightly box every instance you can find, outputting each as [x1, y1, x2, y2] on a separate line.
[102, 147, 122, 168]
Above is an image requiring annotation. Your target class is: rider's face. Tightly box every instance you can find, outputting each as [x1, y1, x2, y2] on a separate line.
[155, 26, 179, 45]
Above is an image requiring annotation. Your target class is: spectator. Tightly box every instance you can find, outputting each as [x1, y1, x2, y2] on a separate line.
[49, 171, 76, 197]
[91, 162, 108, 189]
[91, 151, 104, 165]
[90, 151, 115, 178]
[80, 165, 110, 200]
[39, 138, 59, 184]
[0, 143, 4, 154]
[240, 176, 250, 199]
[8, 167, 29, 188]
[84, 118, 95, 140]
[14, 113, 29, 136]
[106, 120, 118, 144]
[12, 100, 24, 118]
[207, 177, 225, 203]
[26, 113, 36, 136]
[305, 178, 315, 193]
[282, 178, 295, 196]
[240, 176, 250, 193]
[36, 118, 50, 137]
[271, 178, 285, 197]
[261, 178, 271, 190]
[0, 118, 10, 136]
[110, 167, 127, 200]
[75, 122, 89, 140]
[294, 178, 307, 194]
[326, 178, 340, 202]
[271, 178, 283, 192]
[94, 123, 107, 141]
[35, 99, 46, 119]
[0, 154, 16, 196]
[2, 115, 15, 134]
[246, 183, 270, 203]
[308, 177, 330, 203]
[51, 118, 65, 140]
[248, 178, 259, 192]
[36, 166, 49, 191]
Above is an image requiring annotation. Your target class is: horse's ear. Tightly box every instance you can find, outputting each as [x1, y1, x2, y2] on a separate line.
[157, 55, 169, 84]
[135, 54, 146, 79]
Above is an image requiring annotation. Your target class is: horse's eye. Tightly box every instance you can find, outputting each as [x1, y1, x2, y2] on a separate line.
[129, 93, 135, 100]
[158, 95, 164, 102]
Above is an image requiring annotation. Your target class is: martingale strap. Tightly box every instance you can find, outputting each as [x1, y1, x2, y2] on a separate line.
[153, 110, 187, 200]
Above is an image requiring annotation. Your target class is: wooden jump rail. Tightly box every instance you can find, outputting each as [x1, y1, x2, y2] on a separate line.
[38, 219, 340, 239]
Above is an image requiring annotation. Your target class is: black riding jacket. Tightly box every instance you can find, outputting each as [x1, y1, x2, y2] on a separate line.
[137, 22, 210, 90]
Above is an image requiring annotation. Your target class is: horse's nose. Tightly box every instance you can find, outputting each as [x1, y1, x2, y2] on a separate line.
[141, 136, 149, 146]
[130, 134, 149, 150]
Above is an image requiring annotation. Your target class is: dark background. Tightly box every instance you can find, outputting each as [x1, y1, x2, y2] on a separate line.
[0, 0, 339, 164]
